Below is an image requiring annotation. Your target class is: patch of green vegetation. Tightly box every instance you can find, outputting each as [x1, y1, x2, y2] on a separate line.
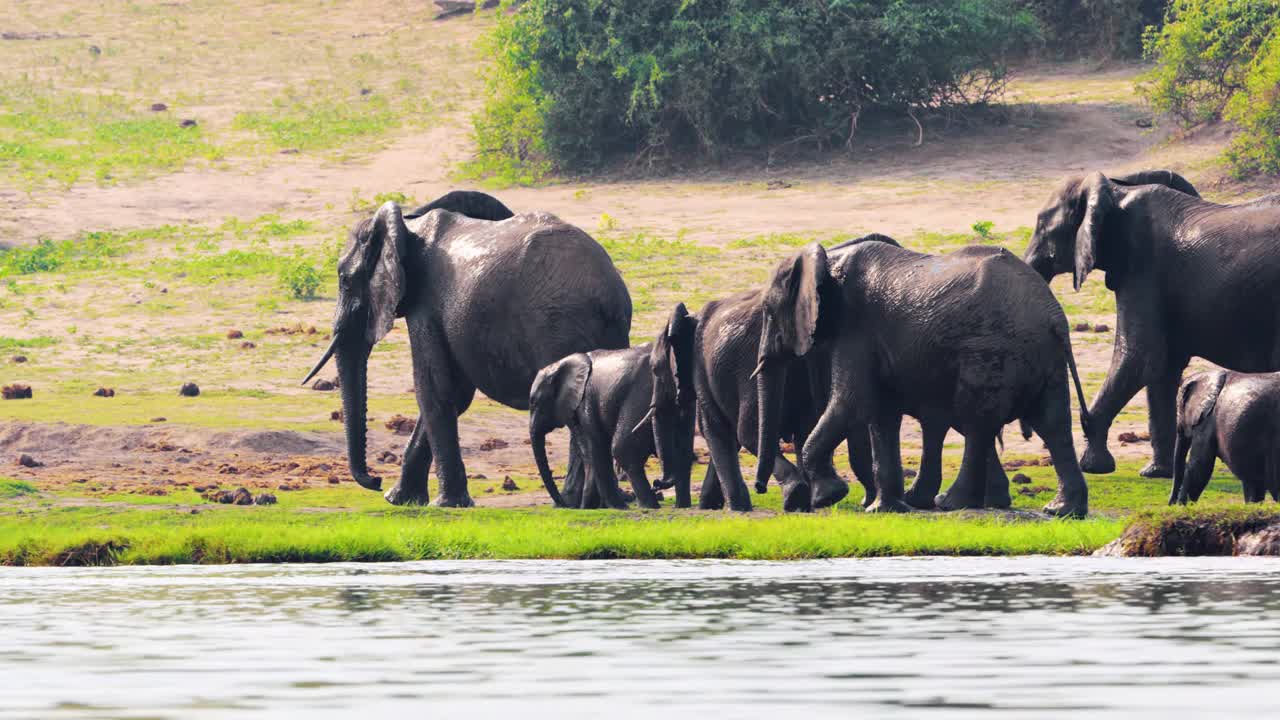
[728, 233, 854, 250]
[0, 231, 134, 279]
[0, 336, 58, 353]
[0, 479, 38, 499]
[0, 504, 1124, 566]
[232, 86, 430, 153]
[279, 262, 323, 299]
[0, 81, 225, 187]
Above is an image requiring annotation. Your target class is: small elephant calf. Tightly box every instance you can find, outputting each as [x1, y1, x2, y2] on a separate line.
[529, 305, 698, 509]
[1172, 370, 1280, 504]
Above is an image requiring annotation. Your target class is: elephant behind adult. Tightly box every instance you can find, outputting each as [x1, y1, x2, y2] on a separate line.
[756, 240, 1091, 517]
[1024, 170, 1280, 479]
[1172, 370, 1280, 505]
[304, 193, 632, 507]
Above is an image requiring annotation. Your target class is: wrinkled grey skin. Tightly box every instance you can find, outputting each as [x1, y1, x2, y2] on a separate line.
[1172, 370, 1280, 504]
[688, 241, 899, 513]
[528, 304, 697, 510]
[687, 290, 825, 512]
[1024, 169, 1280, 479]
[757, 239, 1091, 517]
[304, 192, 631, 507]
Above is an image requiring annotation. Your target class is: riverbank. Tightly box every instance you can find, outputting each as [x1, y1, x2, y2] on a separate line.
[2, 504, 1124, 565]
[6, 455, 1272, 565]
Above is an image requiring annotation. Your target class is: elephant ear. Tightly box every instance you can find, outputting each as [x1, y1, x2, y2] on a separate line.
[771, 242, 831, 357]
[553, 354, 592, 425]
[656, 303, 697, 407]
[1183, 371, 1228, 429]
[1110, 169, 1200, 198]
[1073, 173, 1116, 292]
[365, 202, 410, 346]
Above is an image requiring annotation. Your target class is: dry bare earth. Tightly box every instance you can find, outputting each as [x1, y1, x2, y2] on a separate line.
[0, 2, 1259, 508]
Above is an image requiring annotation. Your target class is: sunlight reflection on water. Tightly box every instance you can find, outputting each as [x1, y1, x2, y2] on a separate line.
[3, 557, 1280, 718]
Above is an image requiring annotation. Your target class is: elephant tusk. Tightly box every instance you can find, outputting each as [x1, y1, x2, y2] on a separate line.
[301, 337, 338, 385]
[748, 358, 767, 381]
[632, 406, 657, 435]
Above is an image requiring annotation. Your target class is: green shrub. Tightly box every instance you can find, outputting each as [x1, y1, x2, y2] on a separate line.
[1140, 0, 1280, 177]
[279, 261, 322, 299]
[467, 0, 1039, 179]
[1016, 0, 1167, 58]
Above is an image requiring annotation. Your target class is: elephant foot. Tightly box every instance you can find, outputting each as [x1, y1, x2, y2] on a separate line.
[699, 495, 725, 510]
[1079, 443, 1116, 475]
[652, 478, 676, 491]
[902, 483, 937, 510]
[985, 485, 1012, 510]
[432, 492, 475, 508]
[754, 478, 770, 495]
[353, 473, 383, 492]
[383, 483, 428, 506]
[935, 485, 983, 512]
[1139, 461, 1173, 479]
[858, 479, 877, 508]
[1044, 492, 1088, 519]
[811, 477, 850, 510]
[865, 496, 913, 513]
[782, 481, 813, 513]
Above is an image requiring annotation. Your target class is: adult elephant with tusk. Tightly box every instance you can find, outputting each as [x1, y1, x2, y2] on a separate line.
[756, 238, 1091, 517]
[303, 191, 632, 507]
[1024, 169, 1280, 479]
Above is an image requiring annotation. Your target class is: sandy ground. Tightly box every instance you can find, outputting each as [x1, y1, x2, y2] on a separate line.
[0, 11, 1256, 509]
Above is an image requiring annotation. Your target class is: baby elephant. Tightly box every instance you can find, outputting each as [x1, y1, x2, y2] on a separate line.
[529, 305, 698, 509]
[1173, 370, 1280, 504]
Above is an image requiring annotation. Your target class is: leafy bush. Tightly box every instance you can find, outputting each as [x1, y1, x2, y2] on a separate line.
[1140, 0, 1280, 176]
[1016, 0, 1167, 58]
[467, 0, 1039, 178]
[279, 260, 322, 299]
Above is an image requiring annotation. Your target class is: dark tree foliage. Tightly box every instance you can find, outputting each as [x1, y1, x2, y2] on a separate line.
[468, 0, 1039, 177]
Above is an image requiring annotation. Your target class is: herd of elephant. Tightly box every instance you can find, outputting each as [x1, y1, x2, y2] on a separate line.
[301, 170, 1280, 518]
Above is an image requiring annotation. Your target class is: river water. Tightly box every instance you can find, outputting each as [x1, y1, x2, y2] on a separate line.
[3, 557, 1280, 718]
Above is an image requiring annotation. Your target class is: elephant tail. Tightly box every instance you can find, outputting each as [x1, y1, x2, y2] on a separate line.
[1060, 324, 1092, 436]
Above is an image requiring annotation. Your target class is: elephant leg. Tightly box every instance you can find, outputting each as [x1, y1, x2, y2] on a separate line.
[904, 421, 946, 509]
[385, 415, 432, 505]
[1081, 347, 1147, 475]
[866, 411, 911, 513]
[1179, 430, 1217, 504]
[698, 400, 752, 512]
[846, 423, 876, 508]
[582, 430, 629, 510]
[800, 400, 852, 510]
[984, 444, 1011, 509]
[392, 347, 473, 507]
[1027, 377, 1089, 518]
[619, 458, 661, 510]
[1142, 363, 1186, 479]
[772, 453, 812, 513]
[560, 440, 587, 508]
[936, 433, 992, 511]
[699, 460, 725, 510]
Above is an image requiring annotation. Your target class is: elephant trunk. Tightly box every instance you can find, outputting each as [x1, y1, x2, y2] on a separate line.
[755, 359, 786, 494]
[530, 417, 566, 507]
[336, 342, 381, 491]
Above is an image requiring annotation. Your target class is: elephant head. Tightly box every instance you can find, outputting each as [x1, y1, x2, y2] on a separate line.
[1023, 170, 1199, 291]
[302, 201, 411, 492]
[1171, 370, 1228, 504]
[754, 242, 838, 490]
[528, 354, 591, 507]
[644, 303, 698, 492]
